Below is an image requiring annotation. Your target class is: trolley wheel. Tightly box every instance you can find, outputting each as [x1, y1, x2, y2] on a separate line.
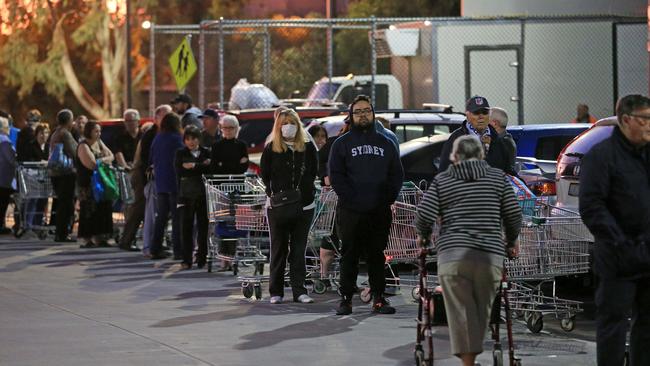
[254, 285, 262, 300]
[313, 279, 327, 294]
[207, 260, 212, 273]
[242, 284, 254, 298]
[513, 357, 522, 366]
[255, 262, 264, 275]
[560, 317, 576, 332]
[37, 231, 48, 240]
[492, 349, 503, 366]
[232, 263, 239, 276]
[414, 345, 425, 366]
[526, 313, 544, 333]
[359, 287, 372, 303]
[411, 286, 420, 301]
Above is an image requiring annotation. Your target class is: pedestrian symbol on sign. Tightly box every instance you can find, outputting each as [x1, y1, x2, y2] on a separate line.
[169, 37, 197, 91]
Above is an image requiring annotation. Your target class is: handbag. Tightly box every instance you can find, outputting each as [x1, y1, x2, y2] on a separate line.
[98, 162, 120, 201]
[48, 143, 73, 174]
[269, 151, 305, 223]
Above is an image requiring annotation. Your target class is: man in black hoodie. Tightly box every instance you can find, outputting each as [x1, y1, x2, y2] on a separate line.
[329, 95, 404, 315]
[438, 96, 516, 176]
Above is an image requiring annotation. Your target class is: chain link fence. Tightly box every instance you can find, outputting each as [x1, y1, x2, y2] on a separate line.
[144, 16, 647, 125]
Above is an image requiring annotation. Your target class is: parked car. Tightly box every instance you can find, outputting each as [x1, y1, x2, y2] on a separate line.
[507, 123, 591, 199]
[231, 106, 344, 153]
[555, 117, 618, 210]
[399, 134, 451, 184]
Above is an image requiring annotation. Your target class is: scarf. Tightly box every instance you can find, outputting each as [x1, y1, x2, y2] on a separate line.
[466, 122, 491, 154]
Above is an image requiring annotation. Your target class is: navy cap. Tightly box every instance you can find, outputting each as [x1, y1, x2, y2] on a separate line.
[466, 95, 490, 113]
[199, 108, 219, 119]
[171, 93, 192, 105]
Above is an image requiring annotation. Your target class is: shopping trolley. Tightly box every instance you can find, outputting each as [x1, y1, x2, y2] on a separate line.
[307, 186, 339, 295]
[112, 166, 135, 244]
[204, 174, 268, 277]
[505, 202, 593, 333]
[13, 162, 55, 239]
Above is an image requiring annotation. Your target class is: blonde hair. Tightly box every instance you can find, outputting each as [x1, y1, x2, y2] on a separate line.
[0, 117, 9, 135]
[270, 108, 307, 153]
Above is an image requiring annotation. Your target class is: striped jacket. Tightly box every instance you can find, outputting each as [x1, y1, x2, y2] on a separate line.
[416, 160, 522, 265]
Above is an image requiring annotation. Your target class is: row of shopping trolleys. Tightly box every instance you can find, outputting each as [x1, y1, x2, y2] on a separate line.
[203, 174, 593, 334]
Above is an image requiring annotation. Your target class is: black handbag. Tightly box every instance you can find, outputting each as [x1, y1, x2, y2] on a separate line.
[269, 151, 305, 223]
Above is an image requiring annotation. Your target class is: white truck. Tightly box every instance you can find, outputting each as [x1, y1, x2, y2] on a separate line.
[304, 74, 404, 110]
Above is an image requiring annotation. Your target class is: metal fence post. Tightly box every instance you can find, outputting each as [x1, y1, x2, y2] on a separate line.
[199, 22, 206, 108]
[370, 15, 377, 106]
[264, 25, 271, 87]
[327, 20, 334, 99]
[219, 17, 224, 108]
[149, 23, 155, 118]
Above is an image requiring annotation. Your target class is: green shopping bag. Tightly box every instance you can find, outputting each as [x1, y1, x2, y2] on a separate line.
[97, 162, 120, 201]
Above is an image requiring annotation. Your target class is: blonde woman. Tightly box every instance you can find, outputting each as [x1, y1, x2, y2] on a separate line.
[261, 108, 318, 304]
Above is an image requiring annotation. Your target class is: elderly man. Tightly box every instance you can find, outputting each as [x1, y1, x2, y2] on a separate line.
[114, 109, 141, 170]
[438, 96, 515, 176]
[116, 109, 143, 251]
[579, 94, 650, 366]
[488, 107, 516, 172]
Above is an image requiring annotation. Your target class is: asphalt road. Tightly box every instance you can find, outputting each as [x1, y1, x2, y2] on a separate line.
[0, 236, 597, 366]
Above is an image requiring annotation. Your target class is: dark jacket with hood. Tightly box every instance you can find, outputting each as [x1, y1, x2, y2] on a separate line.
[438, 122, 516, 176]
[579, 126, 650, 279]
[328, 103, 404, 213]
[416, 159, 522, 267]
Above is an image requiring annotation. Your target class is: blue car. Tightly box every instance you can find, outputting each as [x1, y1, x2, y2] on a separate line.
[507, 123, 591, 160]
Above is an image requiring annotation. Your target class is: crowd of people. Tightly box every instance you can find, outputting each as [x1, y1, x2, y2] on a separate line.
[0, 91, 648, 366]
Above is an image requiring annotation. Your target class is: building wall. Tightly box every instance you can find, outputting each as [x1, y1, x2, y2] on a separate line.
[462, 0, 647, 17]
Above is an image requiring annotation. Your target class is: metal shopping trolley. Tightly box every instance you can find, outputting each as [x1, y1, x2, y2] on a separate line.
[505, 202, 593, 333]
[307, 185, 339, 294]
[13, 162, 56, 239]
[204, 174, 268, 277]
[112, 166, 136, 244]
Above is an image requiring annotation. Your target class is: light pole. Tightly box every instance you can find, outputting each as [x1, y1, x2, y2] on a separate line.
[125, 0, 132, 108]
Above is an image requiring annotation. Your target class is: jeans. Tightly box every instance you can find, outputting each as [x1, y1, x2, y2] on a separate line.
[151, 191, 180, 257]
[142, 181, 156, 254]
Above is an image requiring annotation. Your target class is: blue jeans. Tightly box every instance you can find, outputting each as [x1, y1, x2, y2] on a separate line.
[151, 191, 180, 257]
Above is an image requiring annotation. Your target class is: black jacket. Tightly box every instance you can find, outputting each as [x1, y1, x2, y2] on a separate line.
[210, 138, 248, 175]
[260, 141, 318, 207]
[579, 127, 650, 278]
[328, 125, 404, 213]
[438, 122, 516, 176]
[16, 127, 35, 163]
[174, 146, 211, 201]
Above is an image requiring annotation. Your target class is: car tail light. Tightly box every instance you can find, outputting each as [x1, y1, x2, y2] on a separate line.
[529, 181, 556, 196]
[555, 154, 582, 181]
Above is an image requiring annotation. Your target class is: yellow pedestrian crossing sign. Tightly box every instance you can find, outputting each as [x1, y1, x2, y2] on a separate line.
[169, 37, 197, 91]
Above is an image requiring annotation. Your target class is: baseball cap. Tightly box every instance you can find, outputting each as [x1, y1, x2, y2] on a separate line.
[466, 96, 490, 113]
[171, 93, 192, 105]
[199, 108, 219, 119]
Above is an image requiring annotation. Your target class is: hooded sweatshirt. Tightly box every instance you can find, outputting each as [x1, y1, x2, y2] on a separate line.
[328, 122, 404, 213]
[415, 159, 521, 267]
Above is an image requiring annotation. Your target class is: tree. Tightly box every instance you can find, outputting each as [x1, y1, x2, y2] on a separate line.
[0, 0, 130, 119]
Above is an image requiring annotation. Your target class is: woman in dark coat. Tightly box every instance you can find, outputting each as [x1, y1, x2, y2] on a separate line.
[261, 108, 318, 304]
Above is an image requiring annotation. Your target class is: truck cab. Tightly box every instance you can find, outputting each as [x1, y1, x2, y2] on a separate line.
[305, 74, 403, 110]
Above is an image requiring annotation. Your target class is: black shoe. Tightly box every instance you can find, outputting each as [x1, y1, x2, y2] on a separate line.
[150, 252, 170, 260]
[372, 296, 396, 314]
[196, 260, 206, 269]
[55, 236, 76, 243]
[79, 241, 97, 249]
[119, 244, 139, 252]
[173, 254, 182, 260]
[336, 297, 353, 315]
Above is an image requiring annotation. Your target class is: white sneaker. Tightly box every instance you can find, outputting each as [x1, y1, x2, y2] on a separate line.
[295, 294, 314, 303]
[269, 296, 283, 304]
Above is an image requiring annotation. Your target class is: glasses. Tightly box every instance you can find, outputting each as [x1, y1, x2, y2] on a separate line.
[352, 108, 372, 116]
[630, 114, 650, 126]
[221, 126, 236, 130]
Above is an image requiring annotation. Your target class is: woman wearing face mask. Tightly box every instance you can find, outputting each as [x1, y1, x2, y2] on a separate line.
[261, 108, 318, 304]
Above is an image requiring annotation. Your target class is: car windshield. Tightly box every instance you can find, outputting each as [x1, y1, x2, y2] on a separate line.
[306, 81, 341, 101]
[562, 125, 615, 155]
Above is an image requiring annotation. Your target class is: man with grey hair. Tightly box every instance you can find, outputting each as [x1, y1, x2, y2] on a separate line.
[115, 109, 141, 170]
[489, 107, 517, 173]
[416, 134, 521, 366]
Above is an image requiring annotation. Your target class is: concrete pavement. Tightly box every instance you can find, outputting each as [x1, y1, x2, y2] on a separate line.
[0, 236, 597, 366]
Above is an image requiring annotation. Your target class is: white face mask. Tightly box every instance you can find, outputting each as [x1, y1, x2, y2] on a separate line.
[281, 124, 297, 139]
